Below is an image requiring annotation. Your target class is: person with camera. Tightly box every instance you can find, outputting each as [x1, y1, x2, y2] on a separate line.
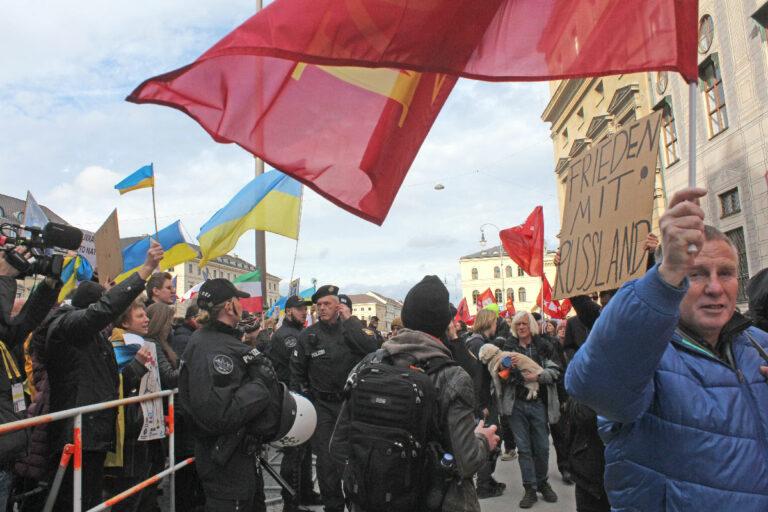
[0, 248, 61, 510]
[180, 279, 315, 512]
[38, 240, 163, 511]
[290, 286, 378, 512]
[270, 295, 320, 512]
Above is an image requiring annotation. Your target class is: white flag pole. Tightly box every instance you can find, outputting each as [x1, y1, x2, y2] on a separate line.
[687, 81, 698, 254]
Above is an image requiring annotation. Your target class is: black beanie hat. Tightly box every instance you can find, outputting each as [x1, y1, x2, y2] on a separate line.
[71, 281, 105, 309]
[401, 275, 452, 338]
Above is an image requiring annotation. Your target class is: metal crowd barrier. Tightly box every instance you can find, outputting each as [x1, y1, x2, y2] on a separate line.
[0, 389, 192, 512]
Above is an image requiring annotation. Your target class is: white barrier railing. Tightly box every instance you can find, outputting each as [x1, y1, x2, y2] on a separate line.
[0, 389, 192, 512]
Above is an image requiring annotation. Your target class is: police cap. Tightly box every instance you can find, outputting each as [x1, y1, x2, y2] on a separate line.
[311, 285, 339, 304]
[197, 278, 249, 311]
[285, 295, 312, 309]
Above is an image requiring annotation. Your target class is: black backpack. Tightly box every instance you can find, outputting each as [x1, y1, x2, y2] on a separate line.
[342, 349, 452, 512]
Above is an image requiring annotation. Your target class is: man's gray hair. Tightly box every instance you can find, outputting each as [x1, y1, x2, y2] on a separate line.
[510, 311, 540, 338]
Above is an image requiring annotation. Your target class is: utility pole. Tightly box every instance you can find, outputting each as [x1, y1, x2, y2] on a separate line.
[255, 0, 268, 307]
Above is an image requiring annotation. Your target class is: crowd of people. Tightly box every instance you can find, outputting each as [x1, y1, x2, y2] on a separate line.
[0, 186, 767, 512]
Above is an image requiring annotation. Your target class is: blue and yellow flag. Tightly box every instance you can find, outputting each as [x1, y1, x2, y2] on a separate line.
[58, 255, 94, 302]
[197, 171, 301, 266]
[114, 164, 154, 195]
[115, 220, 197, 283]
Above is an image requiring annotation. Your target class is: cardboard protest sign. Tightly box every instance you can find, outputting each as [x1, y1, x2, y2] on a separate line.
[94, 209, 123, 285]
[553, 110, 662, 300]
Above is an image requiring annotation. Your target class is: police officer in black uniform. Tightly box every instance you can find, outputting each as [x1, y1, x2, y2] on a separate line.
[179, 279, 285, 512]
[269, 295, 321, 512]
[290, 287, 378, 512]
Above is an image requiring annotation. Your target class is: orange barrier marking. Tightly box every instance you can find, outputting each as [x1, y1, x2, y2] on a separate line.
[167, 403, 174, 434]
[60, 444, 74, 468]
[73, 428, 82, 470]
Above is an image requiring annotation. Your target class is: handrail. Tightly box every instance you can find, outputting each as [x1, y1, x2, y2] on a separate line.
[0, 390, 175, 436]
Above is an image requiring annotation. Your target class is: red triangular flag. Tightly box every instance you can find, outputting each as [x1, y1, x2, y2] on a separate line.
[500, 206, 545, 278]
[477, 288, 496, 309]
[455, 298, 471, 323]
[537, 276, 571, 319]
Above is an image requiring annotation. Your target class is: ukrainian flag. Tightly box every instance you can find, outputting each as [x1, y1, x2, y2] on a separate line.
[114, 164, 154, 195]
[115, 220, 198, 283]
[58, 255, 94, 302]
[197, 171, 301, 266]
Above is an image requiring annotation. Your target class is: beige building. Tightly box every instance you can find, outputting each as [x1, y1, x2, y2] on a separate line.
[542, 1, 768, 305]
[459, 246, 557, 315]
[541, 73, 667, 233]
[349, 292, 403, 332]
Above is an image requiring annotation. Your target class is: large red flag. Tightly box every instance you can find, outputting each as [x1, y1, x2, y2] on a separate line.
[455, 298, 471, 323]
[537, 276, 572, 319]
[128, 0, 697, 225]
[500, 206, 544, 278]
[476, 289, 496, 309]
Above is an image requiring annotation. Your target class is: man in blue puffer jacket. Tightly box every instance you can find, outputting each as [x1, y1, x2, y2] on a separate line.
[566, 188, 768, 512]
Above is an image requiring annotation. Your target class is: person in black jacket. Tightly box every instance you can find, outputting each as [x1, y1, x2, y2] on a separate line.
[270, 295, 320, 512]
[40, 240, 163, 511]
[179, 278, 287, 512]
[171, 303, 198, 358]
[290, 286, 378, 512]
[0, 248, 60, 511]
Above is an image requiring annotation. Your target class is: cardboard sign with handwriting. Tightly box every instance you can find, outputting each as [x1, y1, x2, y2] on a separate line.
[554, 110, 662, 300]
[94, 209, 123, 285]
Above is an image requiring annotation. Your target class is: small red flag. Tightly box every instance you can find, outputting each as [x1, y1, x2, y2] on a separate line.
[537, 276, 572, 319]
[500, 206, 545, 278]
[476, 289, 496, 309]
[127, 0, 698, 225]
[455, 298, 471, 323]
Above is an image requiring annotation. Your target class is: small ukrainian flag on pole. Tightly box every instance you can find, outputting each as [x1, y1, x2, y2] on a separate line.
[114, 164, 154, 195]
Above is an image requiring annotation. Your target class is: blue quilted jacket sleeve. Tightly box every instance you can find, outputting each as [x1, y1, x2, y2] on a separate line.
[565, 265, 688, 423]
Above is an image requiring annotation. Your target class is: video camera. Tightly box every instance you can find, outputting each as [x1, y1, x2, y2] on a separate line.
[0, 222, 84, 279]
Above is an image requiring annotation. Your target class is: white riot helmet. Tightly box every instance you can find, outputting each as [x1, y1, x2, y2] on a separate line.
[272, 384, 317, 448]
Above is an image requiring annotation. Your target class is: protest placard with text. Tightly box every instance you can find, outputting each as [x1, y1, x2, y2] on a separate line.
[553, 110, 662, 300]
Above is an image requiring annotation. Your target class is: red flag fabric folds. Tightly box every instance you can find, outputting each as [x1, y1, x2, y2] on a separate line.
[455, 298, 471, 324]
[537, 276, 572, 319]
[500, 206, 545, 278]
[476, 289, 496, 309]
[128, 0, 697, 225]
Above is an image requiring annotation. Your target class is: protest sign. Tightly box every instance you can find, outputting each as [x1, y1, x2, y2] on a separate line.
[94, 209, 122, 285]
[553, 110, 662, 300]
[77, 229, 97, 268]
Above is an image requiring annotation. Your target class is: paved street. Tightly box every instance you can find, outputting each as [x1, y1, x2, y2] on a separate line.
[261, 440, 577, 512]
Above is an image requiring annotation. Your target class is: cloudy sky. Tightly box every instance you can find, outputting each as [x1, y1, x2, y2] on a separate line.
[0, 1, 560, 302]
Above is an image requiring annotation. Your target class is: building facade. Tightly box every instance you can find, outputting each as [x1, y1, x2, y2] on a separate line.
[459, 246, 557, 315]
[349, 292, 403, 332]
[541, 0, 768, 304]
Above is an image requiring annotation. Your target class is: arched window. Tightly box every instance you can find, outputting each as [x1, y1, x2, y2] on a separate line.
[495, 289, 503, 303]
[14, 211, 23, 222]
[0, 207, 4, 218]
[507, 288, 514, 301]
[493, 266, 501, 279]
[517, 266, 525, 277]
[472, 290, 479, 303]
[518, 287, 527, 303]
[471, 268, 478, 280]
[505, 265, 513, 278]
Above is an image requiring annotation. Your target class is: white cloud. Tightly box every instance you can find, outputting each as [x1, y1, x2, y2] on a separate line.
[1, 1, 560, 304]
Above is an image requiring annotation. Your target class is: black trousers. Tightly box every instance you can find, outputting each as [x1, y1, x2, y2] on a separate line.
[550, 416, 571, 474]
[575, 485, 611, 512]
[312, 399, 345, 512]
[52, 450, 106, 512]
[279, 443, 314, 504]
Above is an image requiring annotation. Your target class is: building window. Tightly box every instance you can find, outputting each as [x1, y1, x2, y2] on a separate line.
[517, 266, 525, 277]
[506, 288, 514, 301]
[471, 268, 478, 280]
[494, 266, 501, 279]
[698, 14, 714, 54]
[719, 188, 741, 217]
[656, 71, 668, 95]
[188, 263, 193, 274]
[661, 102, 680, 165]
[472, 290, 479, 303]
[0, 207, 4, 218]
[518, 287, 527, 303]
[595, 80, 604, 100]
[700, 56, 728, 138]
[725, 227, 749, 302]
[505, 265, 513, 278]
[15, 212, 23, 222]
[495, 289, 503, 303]
[562, 128, 569, 147]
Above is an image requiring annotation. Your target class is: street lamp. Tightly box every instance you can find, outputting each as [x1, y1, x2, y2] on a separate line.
[479, 223, 504, 304]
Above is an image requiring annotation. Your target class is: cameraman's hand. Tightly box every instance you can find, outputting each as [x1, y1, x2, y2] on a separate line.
[474, 420, 500, 452]
[138, 240, 164, 281]
[0, 247, 28, 278]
